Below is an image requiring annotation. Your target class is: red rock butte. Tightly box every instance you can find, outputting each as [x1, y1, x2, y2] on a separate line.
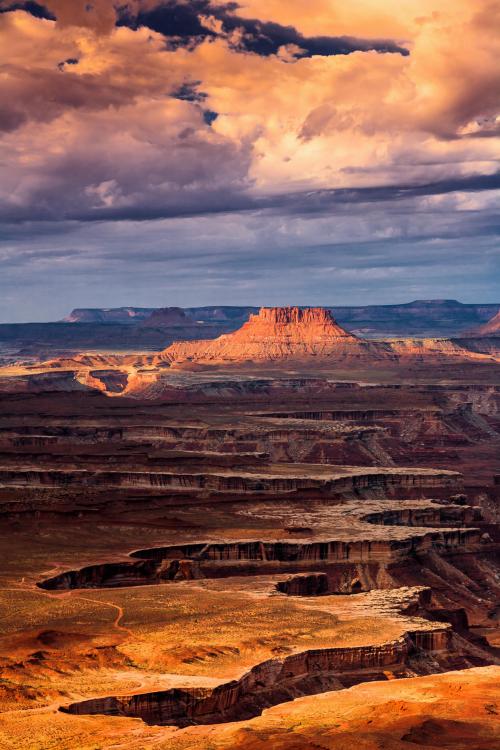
[157, 306, 370, 364]
[240, 306, 356, 337]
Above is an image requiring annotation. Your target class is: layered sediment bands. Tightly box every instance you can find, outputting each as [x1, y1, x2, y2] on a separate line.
[263, 409, 426, 422]
[0, 465, 460, 497]
[133, 531, 482, 564]
[39, 529, 482, 590]
[37, 556, 205, 590]
[259, 405, 499, 446]
[0, 423, 395, 469]
[276, 572, 330, 596]
[62, 628, 474, 727]
[37, 559, 178, 590]
[37, 560, 387, 592]
[0, 370, 96, 394]
[362, 505, 480, 528]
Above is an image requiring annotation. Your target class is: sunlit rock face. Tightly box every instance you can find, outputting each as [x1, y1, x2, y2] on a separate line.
[474, 310, 500, 336]
[156, 306, 383, 364]
[148, 306, 500, 370]
[1, 311, 500, 750]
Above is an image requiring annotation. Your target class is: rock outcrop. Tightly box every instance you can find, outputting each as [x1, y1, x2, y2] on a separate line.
[473, 309, 500, 336]
[62, 624, 488, 727]
[150, 307, 500, 369]
[138, 307, 196, 328]
[64, 307, 154, 324]
[0, 465, 459, 498]
[156, 307, 380, 365]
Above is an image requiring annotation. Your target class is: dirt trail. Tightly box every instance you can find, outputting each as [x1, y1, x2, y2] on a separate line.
[0, 584, 134, 637]
[75, 596, 134, 637]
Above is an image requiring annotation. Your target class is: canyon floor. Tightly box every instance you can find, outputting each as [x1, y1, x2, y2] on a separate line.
[0, 368, 499, 748]
[0, 310, 500, 748]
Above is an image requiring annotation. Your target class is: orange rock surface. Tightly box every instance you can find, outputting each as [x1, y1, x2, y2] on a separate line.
[157, 306, 377, 364]
[475, 309, 500, 336]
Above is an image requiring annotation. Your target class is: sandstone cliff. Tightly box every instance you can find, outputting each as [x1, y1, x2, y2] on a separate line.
[156, 307, 385, 365]
[151, 307, 500, 368]
[473, 309, 500, 336]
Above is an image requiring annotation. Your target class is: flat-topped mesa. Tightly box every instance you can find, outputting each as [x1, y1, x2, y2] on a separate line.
[238, 306, 357, 341]
[151, 306, 500, 371]
[156, 307, 367, 365]
[247, 306, 356, 336]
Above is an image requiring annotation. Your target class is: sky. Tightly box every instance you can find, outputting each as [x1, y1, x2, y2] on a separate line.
[0, 0, 499, 321]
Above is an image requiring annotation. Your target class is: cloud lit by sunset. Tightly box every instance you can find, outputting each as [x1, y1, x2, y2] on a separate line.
[1, 0, 499, 319]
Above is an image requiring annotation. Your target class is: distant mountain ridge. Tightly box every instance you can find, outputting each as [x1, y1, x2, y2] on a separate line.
[62, 300, 500, 338]
[2, 307, 500, 396]
[64, 307, 154, 324]
[0, 300, 498, 361]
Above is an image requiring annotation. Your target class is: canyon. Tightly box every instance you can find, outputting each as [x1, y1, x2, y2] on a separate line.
[0, 306, 499, 749]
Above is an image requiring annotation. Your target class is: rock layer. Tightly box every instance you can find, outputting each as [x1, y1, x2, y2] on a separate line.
[62, 624, 489, 727]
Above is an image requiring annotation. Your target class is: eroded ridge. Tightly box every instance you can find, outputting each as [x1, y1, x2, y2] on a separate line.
[37, 499, 488, 592]
[60, 585, 497, 727]
[40, 491, 500, 729]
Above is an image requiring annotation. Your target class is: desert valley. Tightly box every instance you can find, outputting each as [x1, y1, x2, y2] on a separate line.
[3, 0, 500, 746]
[0, 304, 499, 749]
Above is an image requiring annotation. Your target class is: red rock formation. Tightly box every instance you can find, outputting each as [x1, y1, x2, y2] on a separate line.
[156, 307, 381, 365]
[63, 625, 488, 728]
[473, 309, 500, 336]
[149, 307, 500, 369]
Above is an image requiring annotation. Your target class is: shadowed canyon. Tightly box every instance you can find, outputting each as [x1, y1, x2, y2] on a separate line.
[0, 306, 499, 749]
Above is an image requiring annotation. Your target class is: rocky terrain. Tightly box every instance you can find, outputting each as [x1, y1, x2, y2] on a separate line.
[62, 300, 500, 337]
[2, 307, 500, 401]
[156, 307, 500, 368]
[474, 309, 500, 337]
[0, 307, 499, 749]
[1, 300, 499, 363]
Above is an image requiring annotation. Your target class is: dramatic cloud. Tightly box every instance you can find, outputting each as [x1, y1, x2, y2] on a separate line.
[0, 1, 54, 19]
[2, 0, 409, 57]
[0, 0, 499, 319]
[116, 1, 409, 59]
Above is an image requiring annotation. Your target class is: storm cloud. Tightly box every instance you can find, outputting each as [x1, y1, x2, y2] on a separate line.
[0, 0, 499, 320]
[0, 1, 54, 19]
[2, 0, 409, 58]
[116, 1, 409, 59]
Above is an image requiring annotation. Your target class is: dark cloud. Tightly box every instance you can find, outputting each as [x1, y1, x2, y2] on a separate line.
[116, 1, 409, 59]
[1, 0, 408, 60]
[5, 169, 499, 225]
[1, 197, 499, 323]
[257, 171, 500, 217]
[116, 0, 222, 45]
[0, 0, 55, 19]
[0, 65, 137, 134]
[171, 80, 207, 102]
[203, 109, 218, 125]
[57, 57, 79, 71]
[170, 82, 217, 126]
